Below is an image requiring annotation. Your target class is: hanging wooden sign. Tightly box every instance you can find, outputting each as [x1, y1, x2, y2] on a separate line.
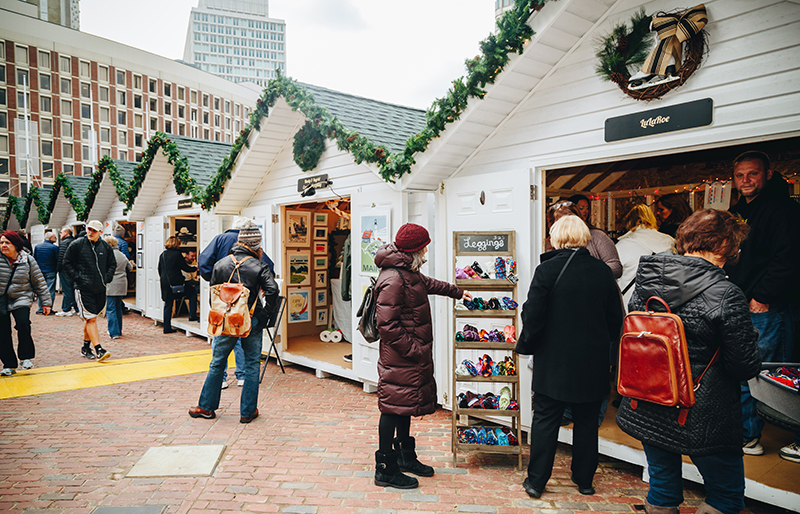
[604, 98, 713, 142]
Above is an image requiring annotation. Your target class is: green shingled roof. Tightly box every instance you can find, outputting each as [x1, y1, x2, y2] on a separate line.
[112, 159, 137, 183]
[64, 175, 92, 202]
[299, 83, 427, 154]
[166, 134, 232, 189]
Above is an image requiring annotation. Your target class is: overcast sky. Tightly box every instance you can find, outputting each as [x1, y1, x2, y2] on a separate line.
[80, 0, 497, 109]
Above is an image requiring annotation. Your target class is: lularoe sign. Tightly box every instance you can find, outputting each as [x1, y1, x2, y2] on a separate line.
[604, 98, 713, 142]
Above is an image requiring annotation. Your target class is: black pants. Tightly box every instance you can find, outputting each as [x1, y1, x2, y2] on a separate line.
[527, 392, 601, 490]
[378, 413, 411, 453]
[163, 291, 176, 330]
[0, 307, 34, 369]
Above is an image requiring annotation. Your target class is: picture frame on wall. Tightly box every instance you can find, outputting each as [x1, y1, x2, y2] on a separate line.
[314, 256, 328, 270]
[288, 288, 312, 323]
[288, 251, 311, 286]
[173, 217, 198, 247]
[360, 209, 391, 275]
[314, 241, 328, 255]
[313, 226, 328, 240]
[316, 290, 327, 306]
[315, 308, 328, 326]
[315, 270, 327, 288]
[286, 210, 311, 247]
[313, 212, 328, 226]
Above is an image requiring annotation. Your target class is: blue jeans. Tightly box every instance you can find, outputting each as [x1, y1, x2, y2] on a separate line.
[106, 296, 123, 338]
[643, 443, 745, 514]
[37, 272, 57, 313]
[212, 337, 245, 381]
[197, 318, 263, 417]
[741, 303, 796, 441]
[59, 272, 75, 312]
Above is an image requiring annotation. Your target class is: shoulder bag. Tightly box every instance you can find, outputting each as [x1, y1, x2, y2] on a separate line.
[160, 253, 185, 295]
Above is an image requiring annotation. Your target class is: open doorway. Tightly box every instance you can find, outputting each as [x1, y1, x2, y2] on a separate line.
[116, 221, 138, 305]
[167, 215, 200, 326]
[282, 199, 352, 369]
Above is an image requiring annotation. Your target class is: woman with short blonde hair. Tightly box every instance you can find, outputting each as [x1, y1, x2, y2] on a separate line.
[103, 235, 118, 248]
[550, 215, 591, 249]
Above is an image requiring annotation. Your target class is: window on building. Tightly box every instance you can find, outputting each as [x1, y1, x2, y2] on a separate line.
[191, 90, 197, 104]
[225, 101, 230, 113]
[17, 69, 29, 88]
[134, 133, 143, 147]
[59, 55, 71, 74]
[117, 90, 126, 106]
[40, 74, 51, 91]
[203, 112, 208, 124]
[164, 83, 171, 97]
[62, 142, 73, 159]
[98, 65, 109, 82]
[17, 91, 30, 109]
[40, 118, 52, 135]
[100, 127, 110, 143]
[133, 94, 142, 109]
[235, 104, 240, 116]
[38, 51, 50, 69]
[134, 74, 142, 89]
[118, 111, 126, 125]
[61, 121, 73, 138]
[214, 97, 219, 110]
[0, 112, 6, 129]
[99, 107, 109, 122]
[81, 124, 91, 139]
[134, 114, 143, 128]
[149, 98, 157, 112]
[118, 130, 127, 145]
[40, 96, 52, 113]
[202, 94, 208, 107]
[0, 135, 7, 153]
[81, 104, 91, 119]
[99, 86, 109, 102]
[215, 132, 220, 141]
[134, 152, 142, 161]
[42, 162, 54, 179]
[0, 160, 7, 176]
[214, 114, 220, 127]
[190, 108, 197, 121]
[0, 88, 6, 106]
[41, 140, 53, 157]
[178, 105, 184, 118]
[116, 69, 125, 85]
[149, 79, 156, 93]
[150, 118, 157, 131]
[81, 83, 91, 99]
[204, 128, 209, 139]
[0, 65, 5, 83]
[61, 99, 72, 116]
[178, 123, 185, 136]
[165, 120, 172, 133]
[234, 120, 239, 132]
[63, 164, 74, 175]
[15, 45, 29, 65]
[178, 86, 185, 101]
[82, 144, 91, 161]
[84, 165, 95, 174]
[164, 102, 171, 116]
[191, 126, 197, 138]
[60, 77, 71, 95]
[119, 150, 127, 160]
[80, 61, 90, 77]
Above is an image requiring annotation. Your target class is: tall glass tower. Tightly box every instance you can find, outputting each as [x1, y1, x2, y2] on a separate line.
[183, 0, 286, 86]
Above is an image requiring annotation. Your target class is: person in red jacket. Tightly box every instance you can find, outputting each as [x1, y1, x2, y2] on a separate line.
[372, 223, 471, 489]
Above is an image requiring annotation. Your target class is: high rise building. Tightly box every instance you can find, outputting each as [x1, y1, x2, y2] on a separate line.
[494, 0, 515, 20]
[10, 0, 81, 29]
[183, 0, 286, 87]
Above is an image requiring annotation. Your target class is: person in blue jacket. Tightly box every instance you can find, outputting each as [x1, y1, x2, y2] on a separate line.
[113, 224, 130, 259]
[33, 232, 59, 315]
[198, 218, 274, 389]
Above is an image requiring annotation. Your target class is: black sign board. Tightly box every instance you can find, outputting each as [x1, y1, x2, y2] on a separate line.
[605, 98, 713, 143]
[457, 232, 511, 254]
[177, 199, 193, 210]
[297, 173, 329, 192]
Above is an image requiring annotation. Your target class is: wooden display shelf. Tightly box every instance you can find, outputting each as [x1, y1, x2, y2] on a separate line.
[455, 341, 516, 350]
[455, 278, 515, 288]
[454, 310, 516, 318]
[456, 408, 520, 417]
[456, 375, 519, 383]
[455, 443, 522, 454]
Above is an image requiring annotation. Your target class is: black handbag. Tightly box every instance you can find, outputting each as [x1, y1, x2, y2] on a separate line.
[356, 276, 379, 342]
[160, 254, 185, 296]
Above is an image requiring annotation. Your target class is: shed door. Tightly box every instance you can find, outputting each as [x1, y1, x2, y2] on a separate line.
[198, 212, 222, 335]
[350, 188, 407, 386]
[145, 216, 165, 320]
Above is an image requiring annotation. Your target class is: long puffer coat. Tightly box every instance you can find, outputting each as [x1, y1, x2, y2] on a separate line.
[374, 244, 463, 417]
[616, 253, 761, 456]
[0, 251, 51, 310]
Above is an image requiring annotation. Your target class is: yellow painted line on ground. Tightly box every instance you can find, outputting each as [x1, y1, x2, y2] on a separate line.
[0, 350, 236, 399]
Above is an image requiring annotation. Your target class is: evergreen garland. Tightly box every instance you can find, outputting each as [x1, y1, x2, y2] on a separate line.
[595, 8, 653, 84]
[292, 120, 326, 171]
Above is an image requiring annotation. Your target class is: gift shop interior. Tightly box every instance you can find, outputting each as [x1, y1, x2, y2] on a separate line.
[168, 215, 200, 326]
[116, 221, 138, 306]
[281, 199, 352, 369]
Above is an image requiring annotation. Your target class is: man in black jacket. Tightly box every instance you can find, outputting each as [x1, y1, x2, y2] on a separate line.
[726, 151, 800, 461]
[56, 226, 77, 316]
[63, 220, 116, 362]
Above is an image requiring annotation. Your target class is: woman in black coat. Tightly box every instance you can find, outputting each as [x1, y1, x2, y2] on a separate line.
[616, 210, 760, 514]
[516, 215, 623, 498]
[157, 236, 196, 334]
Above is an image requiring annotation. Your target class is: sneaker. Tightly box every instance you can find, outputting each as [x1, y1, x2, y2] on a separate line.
[20, 359, 33, 370]
[237, 379, 245, 387]
[343, 354, 353, 363]
[55, 311, 69, 317]
[1, 368, 16, 376]
[221, 380, 229, 390]
[81, 344, 96, 360]
[743, 437, 764, 456]
[110, 335, 120, 340]
[96, 347, 110, 362]
[779, 443, 800, 463]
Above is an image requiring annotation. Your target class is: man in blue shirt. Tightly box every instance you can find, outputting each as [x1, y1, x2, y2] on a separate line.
[113, 224, 130, 259]
[33, 231, 59, 315]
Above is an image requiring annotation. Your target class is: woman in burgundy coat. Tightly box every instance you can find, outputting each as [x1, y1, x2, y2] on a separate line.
[372, 223, 471, 489]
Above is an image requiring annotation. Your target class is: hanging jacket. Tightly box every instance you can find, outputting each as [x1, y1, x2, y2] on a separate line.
[62, 236, 116, 294]
[616, 253, 761, 456]
[374, 243, 464, 417]
[0, 251, 51, 310]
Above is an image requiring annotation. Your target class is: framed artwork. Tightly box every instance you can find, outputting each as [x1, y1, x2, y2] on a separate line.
[288, 251, 311, 286]
[288, 288, 312, 323]
[314, 241, 328, 255]
[173, 217, 198, 246]
[315, 270, 327, 288]
[315, 308, 329, 326]
[313, 212, 328, 226]
[316, 290, 327, 307]
[286, 210, 311, 247]
[313, 256, 328, 270]
[313, 226, 328, 240]
[137, 233, 143, 250]
[360, 210, 391, 275]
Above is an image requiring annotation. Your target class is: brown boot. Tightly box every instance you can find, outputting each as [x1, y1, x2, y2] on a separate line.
[694, 502, 723, 514]
[644, 499, 679, 514]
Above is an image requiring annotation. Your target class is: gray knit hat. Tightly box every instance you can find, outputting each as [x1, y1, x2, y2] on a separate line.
[237, 220, 262, 251]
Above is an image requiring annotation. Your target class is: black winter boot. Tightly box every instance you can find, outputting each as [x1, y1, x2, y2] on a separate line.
[374, 450, 419, 489]
[394, 437, 435, 477]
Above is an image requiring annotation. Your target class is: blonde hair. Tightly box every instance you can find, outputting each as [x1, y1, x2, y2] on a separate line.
[103, 235, 118, 248]
[550, 215, 591, 249]
[165, 236, 181, 249]
[409, 249, 427, 272]
[625, 204, 658, 231]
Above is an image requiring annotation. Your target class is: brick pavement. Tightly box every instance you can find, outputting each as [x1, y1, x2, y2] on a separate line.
[0, 311, 790, 513]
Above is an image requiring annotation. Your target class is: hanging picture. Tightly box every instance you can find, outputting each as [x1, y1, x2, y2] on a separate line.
[360, 210, 391, 275]
[313, 226, 328, 240]
[174, 217, 198, 246]
[704, 181, 732, 210]
[314, 241, 328, 255]
[288, 287, 311, 323]
[315, 308, 329, 326]
[286, 210, 311, 247]
[315, 270, 327, 288]
[314, 255, 328, 270]
[288, 251, 311, 286]
[314, 212, 328, 226]
[316, 290, 327, 306]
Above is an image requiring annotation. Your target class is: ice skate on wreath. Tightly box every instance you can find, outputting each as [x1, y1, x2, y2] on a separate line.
[595, 4, 708, 101]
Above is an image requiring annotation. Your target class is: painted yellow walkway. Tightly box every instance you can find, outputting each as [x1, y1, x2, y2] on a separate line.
[0, 350, 235, 400]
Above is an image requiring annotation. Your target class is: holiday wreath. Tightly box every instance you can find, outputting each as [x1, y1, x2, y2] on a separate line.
[293, 120, 326, 172]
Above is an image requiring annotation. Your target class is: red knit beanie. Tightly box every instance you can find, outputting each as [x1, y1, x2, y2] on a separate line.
[395, 223, 431, 253]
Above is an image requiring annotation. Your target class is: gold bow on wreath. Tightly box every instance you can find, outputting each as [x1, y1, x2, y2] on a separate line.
[641, 4, 708, 76]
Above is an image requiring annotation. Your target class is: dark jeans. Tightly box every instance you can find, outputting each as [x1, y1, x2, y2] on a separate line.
[37, 272, 57, 313]
[527, 392, 601, 490]
[0, 307, 34, 368]
[184, 282, 198, 319]
[106, 296, 123, 338]
[643, 443, 745, 514]
[59, 272, 75, 312]
[163, 291, 176, 330]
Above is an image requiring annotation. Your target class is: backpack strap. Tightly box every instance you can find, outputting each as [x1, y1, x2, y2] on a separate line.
[227, 254, 253, 283]
[676, 348, 721, 425]
[553, 249, 578, 290]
